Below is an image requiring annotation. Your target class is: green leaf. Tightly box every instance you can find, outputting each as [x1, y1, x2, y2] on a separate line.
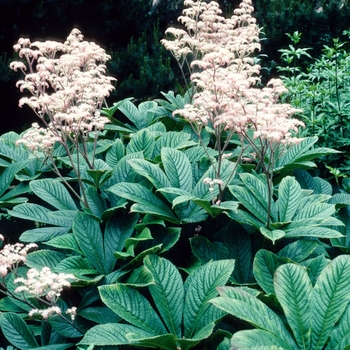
[99, 284, 167, 335]
[190, 236, 228, 264]
[48, 315, 84, 338]
[327, 303, 350, 350]
[162, 147, 193, 192]
[154, 131, 195, 155]
[230, 329, 292, 349]
[211, 287, 296, 348]
[73, 212, 107, 275]
[78, 307, 121, 324]
[30, 179, 78, 211]
[105, 138, 125, 167]
[25, 250, 67, 270]
[78, 323, 154, 347]
[278, 176, 302, 222]
[127, 129, 155, 159]
[274, 264, 312, 349]
[108, 182, 180, 224]
[253, 249, 284, 295]
[260, 227, 285, 244]
[278, 239, 318, 262]
[20, 227, 70, 243]
[85, 186, 107, 218]
[144, 255, 184, 337]
[311, 255, 350, 350]
[44, 234, 82, 254]
[183, 259, 235, 338]
[7, 203, 72, 226]
[300, 254, 329, 286]
[0, 312, 39, 349]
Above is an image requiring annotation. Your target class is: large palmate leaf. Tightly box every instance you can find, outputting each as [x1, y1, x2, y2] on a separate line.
[278, 176, 302, 222]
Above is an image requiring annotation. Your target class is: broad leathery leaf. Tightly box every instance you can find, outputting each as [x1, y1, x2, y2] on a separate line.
[278, 176, 302, 222]
[29, 179, 78, 210]
[48, 314, 84, 338]
[128, 158, 171, 190]
[284, 226, 343, 239]
[118, 99, 144, 129]
[127, 129, 155, 159]
[239, 173, 269, 211]
[294, 147, 341, 163]
[278, 239, 318, 262]
[85, 186, 107, 218]
[253, 249, 285, 295]
[19, 226, 70, 243]
[183, 259, 235, 338]
[73, 212, 107, 275]
[144, 255, 184, 337]
[161, 147, 193, 192]
[0, 182, 29, 201]
[125, 265, 154, 287]
[78, 307, 121, 324]
[105, 138, 125, 167]
[0, 312, 39, 349]
[7, 203, 72, 226]
[294, 202, 336, 221]
[55, 256, 98, 277]
[154, 131, 196, 155]
[78, 323, 157, 347]
[128, 333, 186, 350]
[99, 284, 167, 335]
[331, 207, 350, 249]
[30, 345, 73, 350]
[25, 250, 67, 270]
[327, 303, 350, 350]
[190, 236, 229, 264]
[311, 255, 350, 350]
[224, 228, 253, 284]
[226, 208, 265, 229]
[260, 227, 285, 244]
[229, 185, 268, 224]
[0, 160, 30, 198]
[108, 151, 143, 184]
[108, 182, 180, 224]
[211, 287, 297, 348]
[274, 264, 312, 349]
[300, 254, 329, 286]
[277, 136, 318, 167]
[230, 329, 292, 349]
[44, 234, 82, 254]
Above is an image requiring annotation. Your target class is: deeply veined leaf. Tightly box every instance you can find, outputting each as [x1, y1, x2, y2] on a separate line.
[278, 239, 318, 262]
[211, 287, 297, 348]
[230, 329, 292, 349]
[183, 259, 235, 338]
[161, 147, 193, 192]
[48, 314, 84, 338]
[253, 249, 284, 295]
[0, 160, 30, 198]
[127, 129, 155, 159]
[326, 303, 350, 350]
[19, 226, 70, 242]
[278, 176, 302, 222]
[300, 254, 329, 286]
[229, 185, 268, 224]
[85, 186, 107, 218]
[0, 312, 39, 349]
[293, 202, 336, 221]
[260, 227, 285, 244]
[78, 306, 121, 324]
[128, 158, 172, 192]
[99, 284, 167, 335]
[239, 173, 269, 211]
[44, 234, 82, 254]
[108, 182, 180, 224]
[144, 255, 184, 337]
[274, 264, 312, 349]
[154, 131, 196, 155]
[25, 250, 67, 270]
[105, 138, 125, 167]
[7, 203, 72, 226]
[73, 212, 107, 275]
[311, 255, 350, 350]
[284, 226, 343, 239]
[224, 229, 253, 284]
[190, 236, 229, 264]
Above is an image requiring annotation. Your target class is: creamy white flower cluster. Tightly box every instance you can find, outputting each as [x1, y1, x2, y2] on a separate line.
[10, 29, 115, 153]
[0, 243, 38, 277]
[163, 0, 304, 145]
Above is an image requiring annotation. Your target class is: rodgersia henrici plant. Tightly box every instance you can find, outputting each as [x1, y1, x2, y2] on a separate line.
[10, 29, 115, 207]
[1, 1, 349, 350]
